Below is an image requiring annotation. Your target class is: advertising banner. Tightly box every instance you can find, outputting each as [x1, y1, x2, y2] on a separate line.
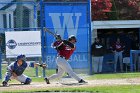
[5, 31, 41, 58]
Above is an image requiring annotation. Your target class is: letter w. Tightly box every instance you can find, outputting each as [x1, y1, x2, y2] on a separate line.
[49, 13, 81, 38]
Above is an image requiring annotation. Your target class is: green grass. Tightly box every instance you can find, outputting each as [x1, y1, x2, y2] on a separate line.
[2, 64, 140, 81]
[87, 72, 140, 80]
[1, 64, 140, 93]
[34, 85, 140, 93]
[0, 64, 56, 83]
[2, 85, 140, 93]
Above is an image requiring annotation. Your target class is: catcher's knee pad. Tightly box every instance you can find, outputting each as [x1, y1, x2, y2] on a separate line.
[24, 78, 32, 84]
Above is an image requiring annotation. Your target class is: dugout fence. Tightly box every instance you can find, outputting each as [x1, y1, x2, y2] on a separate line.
[0, 0, 92, 79]
[0, 1, 41, 79]
[0, 1, 40, 55]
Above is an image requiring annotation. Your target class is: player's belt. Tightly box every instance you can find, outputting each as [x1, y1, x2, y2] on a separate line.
[58, 55, 67, 60]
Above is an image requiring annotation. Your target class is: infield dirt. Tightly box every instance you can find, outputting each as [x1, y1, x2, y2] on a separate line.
[0, 77, 140, 92]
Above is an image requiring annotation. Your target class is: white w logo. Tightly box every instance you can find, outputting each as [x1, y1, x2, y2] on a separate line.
[49, 13, 81, 38]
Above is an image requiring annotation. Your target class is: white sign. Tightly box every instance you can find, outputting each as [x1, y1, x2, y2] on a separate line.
[5, 31, 41, 58]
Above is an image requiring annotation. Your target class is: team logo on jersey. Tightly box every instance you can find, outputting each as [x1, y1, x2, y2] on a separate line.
[6, 39, 17, 49]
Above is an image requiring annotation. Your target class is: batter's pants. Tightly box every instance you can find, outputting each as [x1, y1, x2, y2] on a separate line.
[48, 56, 81, 81]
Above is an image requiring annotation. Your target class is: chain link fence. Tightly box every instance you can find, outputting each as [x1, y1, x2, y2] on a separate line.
[0, 1, 91, 79]
[0, 1, 40, 30]
[0, 1, 42, 78]
[0, 1, 40, 53]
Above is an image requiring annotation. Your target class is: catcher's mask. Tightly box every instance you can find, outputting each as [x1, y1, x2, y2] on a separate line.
[17, 54, 26, 61]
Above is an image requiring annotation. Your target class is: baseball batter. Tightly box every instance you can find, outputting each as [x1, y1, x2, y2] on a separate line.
[44, 35, 87, 84]
[2, 55, 45, 86]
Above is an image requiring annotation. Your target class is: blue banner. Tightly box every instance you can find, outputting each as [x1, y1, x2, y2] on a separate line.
[44, 4, 89, 68]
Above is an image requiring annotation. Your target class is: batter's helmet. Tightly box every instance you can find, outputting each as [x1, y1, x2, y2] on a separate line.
[55, 34, 61, 40]
[68, 35, 77, 42]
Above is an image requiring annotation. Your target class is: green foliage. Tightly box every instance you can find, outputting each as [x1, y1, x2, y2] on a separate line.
[91, 0, 140, 20]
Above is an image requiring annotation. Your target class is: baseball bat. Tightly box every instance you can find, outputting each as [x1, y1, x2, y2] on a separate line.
[43, 27, 57, 38]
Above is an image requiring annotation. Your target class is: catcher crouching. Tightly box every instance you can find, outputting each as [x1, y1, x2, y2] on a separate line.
[2, 54, 46, 87]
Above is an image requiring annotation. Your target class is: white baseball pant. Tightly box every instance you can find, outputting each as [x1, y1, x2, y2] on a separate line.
[48, 56, 81, 81]
[5, 74, 29, 83]
[92, 56, 103, 73]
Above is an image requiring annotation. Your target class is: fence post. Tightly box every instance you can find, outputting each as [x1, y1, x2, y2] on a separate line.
[40, 0, 46, 77]
[0, 49, 2, 79]
[88, 0, 93, 75]
[8, 58, 11, 66]
[35, 58, 38, 77]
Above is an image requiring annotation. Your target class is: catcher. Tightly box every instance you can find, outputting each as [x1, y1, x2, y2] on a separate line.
[2, 54, 46, 86]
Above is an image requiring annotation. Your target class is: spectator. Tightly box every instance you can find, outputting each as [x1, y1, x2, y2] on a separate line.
[131, 36, 139, 71]
[110, 37, 125, 72]
[91, 38, 106, 74]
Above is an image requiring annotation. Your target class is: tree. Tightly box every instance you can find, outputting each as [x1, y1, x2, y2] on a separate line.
[115, 0, 140, 20]
[91, 0, 112, 21]
[91, 0, 140, 20]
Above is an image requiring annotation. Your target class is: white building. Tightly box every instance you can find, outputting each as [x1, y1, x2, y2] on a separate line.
[0, 0, 38, 33]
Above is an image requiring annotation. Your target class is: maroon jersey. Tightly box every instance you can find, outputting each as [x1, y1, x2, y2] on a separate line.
[111, 42, 125, 52]
[52, 41, 63, 50]
[59, 45, 76, 59]
[52, 40, 75, 60]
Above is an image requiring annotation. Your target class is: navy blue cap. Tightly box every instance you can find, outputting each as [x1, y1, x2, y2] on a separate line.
[17, 54, 25, 61]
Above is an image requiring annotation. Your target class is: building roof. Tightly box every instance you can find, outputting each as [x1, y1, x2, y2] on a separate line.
[0, 0, 15, 10]
[92, 20, 140, 30]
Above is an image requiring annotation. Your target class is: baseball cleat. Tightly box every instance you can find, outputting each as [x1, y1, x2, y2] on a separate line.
[2, 81, 8, 87]
[78, 79, 88, 83]
[44, 77, 50, 84]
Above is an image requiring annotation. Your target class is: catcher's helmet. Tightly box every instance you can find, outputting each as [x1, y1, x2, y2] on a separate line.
[68, 35, 77, 42]
[17, 54, 26, 61]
